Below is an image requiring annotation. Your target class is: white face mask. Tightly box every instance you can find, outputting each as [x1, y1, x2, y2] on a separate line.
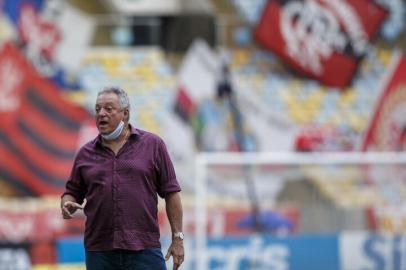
[101, 120, 125, 141]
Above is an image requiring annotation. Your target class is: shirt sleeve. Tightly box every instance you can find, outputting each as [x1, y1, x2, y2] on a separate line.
[62, 152, 87, 204]
[155, 138, 181, 198]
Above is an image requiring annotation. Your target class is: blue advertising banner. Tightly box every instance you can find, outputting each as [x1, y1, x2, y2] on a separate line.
[161, 234, 340, 270]
[205, 234, 339, 270]
[56, 237, 85, 264]
[56, 234, 339, 269]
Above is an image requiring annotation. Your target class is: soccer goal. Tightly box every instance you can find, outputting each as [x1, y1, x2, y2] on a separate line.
[194, 152, 406, 270]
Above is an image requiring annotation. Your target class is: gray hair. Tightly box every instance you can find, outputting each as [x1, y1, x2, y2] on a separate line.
[98, 86, 130, 121]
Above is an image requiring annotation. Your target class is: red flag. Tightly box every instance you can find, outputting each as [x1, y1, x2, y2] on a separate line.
[255, 0, 388, 87]
[362, 53, 406, 151]
[0, 42, 90, 196]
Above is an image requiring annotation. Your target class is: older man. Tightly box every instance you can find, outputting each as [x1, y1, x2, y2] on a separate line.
[61, 86, 184, 270]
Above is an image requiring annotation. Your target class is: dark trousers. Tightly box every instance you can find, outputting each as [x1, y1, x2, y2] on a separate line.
[86, 248, 167, 270]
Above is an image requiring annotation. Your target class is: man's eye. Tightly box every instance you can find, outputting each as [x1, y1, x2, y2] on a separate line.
[95, 106, 116, 113]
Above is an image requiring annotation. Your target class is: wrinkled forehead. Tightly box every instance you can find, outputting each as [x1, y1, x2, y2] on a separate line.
[96, 92, 120, 106]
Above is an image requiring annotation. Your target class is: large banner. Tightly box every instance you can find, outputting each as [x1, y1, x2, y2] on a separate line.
[0, 42, 91, 196]
[362, 53, 406, 151]
[255, 0, 388, 87]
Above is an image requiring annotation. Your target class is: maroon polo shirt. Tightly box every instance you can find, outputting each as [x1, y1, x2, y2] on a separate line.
[63, 126, 181, 251]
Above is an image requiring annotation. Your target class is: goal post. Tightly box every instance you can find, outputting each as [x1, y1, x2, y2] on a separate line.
[194, 152, 406, 270]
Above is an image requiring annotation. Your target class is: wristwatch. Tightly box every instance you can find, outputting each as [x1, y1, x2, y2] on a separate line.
[173, 232, 184, 240]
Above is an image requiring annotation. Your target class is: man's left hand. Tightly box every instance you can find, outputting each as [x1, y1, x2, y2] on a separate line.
[165, 239, 184, 270]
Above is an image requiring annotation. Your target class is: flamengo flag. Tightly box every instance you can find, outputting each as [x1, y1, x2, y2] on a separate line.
[0, 42, 91, 196]
[362, 53, 406, 151]
[255, 0, 388, 87]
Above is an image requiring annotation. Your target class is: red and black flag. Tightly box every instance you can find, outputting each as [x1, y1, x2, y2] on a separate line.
[362, 53, 406, 151]
[0, 42, 91, 196]
[255, 0, 388, 87]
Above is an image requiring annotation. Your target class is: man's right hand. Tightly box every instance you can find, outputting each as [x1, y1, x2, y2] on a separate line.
[61, 201, 83, 219]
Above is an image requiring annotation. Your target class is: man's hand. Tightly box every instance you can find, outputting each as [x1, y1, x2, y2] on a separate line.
[61, 201, 83, 219]
[165, 239, 184, 270]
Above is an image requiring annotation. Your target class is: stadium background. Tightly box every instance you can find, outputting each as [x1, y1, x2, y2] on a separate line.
[0, 0, 405, 269]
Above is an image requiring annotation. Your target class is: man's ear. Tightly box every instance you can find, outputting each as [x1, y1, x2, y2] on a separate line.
[124, 108, 129, 121]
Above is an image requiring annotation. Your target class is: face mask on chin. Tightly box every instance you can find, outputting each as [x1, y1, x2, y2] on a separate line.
[101, 120, 125, 141]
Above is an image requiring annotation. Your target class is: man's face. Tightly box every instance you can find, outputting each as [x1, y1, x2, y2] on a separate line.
[95, 92, 127, 135]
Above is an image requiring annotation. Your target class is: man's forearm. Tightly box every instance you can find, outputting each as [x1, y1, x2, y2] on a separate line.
[165, 192, 185, 269]
[165, 192, 183, 235]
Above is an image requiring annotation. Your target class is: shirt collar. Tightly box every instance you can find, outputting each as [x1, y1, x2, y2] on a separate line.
[128, 124, 140, 137]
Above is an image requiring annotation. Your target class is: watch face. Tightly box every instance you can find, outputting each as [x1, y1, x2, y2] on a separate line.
[175, 232, 184, 240]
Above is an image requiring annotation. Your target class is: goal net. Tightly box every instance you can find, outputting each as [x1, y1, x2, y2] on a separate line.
[193, 152, 406, 270]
